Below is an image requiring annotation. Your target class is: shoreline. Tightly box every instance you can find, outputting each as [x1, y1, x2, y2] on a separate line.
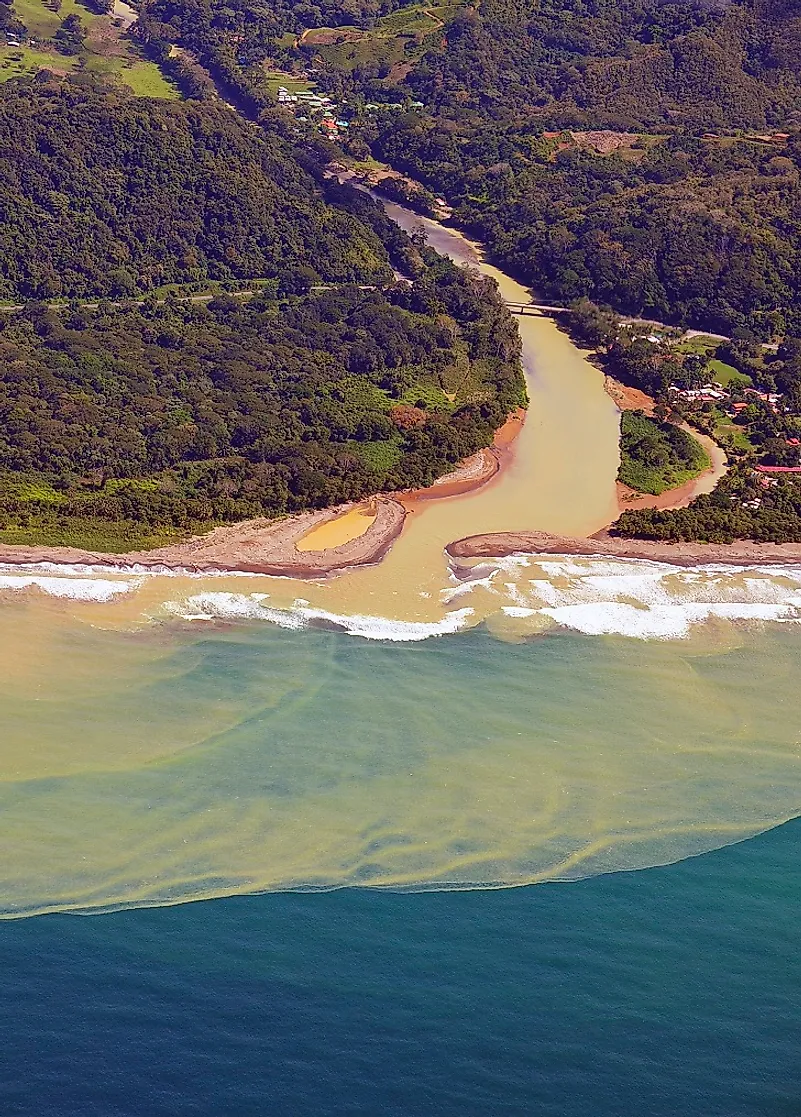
[445, 530, 801, 569]
[0, 499, 409, 580]
[603, 374, 729, 514]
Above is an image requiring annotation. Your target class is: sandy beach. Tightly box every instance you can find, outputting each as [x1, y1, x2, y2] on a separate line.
[0, 499, 408, 578]
[0, 396, 756, 578]
[446, 530, 801, 569]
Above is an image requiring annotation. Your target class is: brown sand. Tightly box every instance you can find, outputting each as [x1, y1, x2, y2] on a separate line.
[604, 374, 729, 515]
[604, 375, 655, 415]
[0, 412, 525, 577]
[0, 499, 408, 578]
[399, 408, 525, 507]
[446, 530, 801, 569]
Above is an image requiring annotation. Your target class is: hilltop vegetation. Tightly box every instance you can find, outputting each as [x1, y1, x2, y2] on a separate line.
[369, 0, 801, 335]
[0, 259, 524, 549]
[0, 72, 526, 548]
[0, 79, 393, 299]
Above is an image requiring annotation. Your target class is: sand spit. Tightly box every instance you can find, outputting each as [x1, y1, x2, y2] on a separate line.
[446, 530, 801, 569]
[0, 499, 408, 579]
[400, 410, 525, 506]
[400, 447, 499, 504]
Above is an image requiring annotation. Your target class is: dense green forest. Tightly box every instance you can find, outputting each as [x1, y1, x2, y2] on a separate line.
[0, 79, 393, 300]
[375, 130, 801, 336]
[618, 410, 709, 495]
[136, 0, 801, 333]
[0, 263, 524, 549]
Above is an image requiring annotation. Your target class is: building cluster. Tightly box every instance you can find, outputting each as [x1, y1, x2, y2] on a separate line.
[277, 86, 353, 138]
[276, 84, 423, 140]
[670, 385, 782, 413]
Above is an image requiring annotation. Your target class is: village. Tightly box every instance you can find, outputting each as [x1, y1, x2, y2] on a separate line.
[275, 79, 424, 141]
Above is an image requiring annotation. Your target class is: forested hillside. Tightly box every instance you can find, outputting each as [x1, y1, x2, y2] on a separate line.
[400, 0, 801, 131]
[134, 0, 801, 333]
[0, 261, 524, 549]
[369, 0, 801, 333]
[0, 78, 392, 299]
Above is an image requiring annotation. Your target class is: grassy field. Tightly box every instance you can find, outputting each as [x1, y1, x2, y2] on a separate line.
[4, 0, 178, 98]
[13, 0, 102, 39]
[83, 55, 179, 97]
[304, 2, 458, 77]
[0, 44, 76, 81]
[709, 407, 755, 452]
[708, 358, 752, 387]
[263, 67, 315, 98]
[675, 335, 749, 386]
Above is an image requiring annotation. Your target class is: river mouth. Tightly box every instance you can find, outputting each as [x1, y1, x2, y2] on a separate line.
[4, 197, 801, 921]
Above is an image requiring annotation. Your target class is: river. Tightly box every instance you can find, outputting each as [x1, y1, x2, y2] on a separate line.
[2, 199, 801, 918]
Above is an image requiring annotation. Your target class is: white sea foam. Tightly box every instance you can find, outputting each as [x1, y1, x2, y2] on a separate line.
[541, 601, 796, 639]
[0, 574, 136, 602]
[0, 561, 262, 580]
[165, 592, 475, 641]
[442, 554, 801, 639]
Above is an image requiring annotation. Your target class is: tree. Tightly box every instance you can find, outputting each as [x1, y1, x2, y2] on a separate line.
[54, 13, 86, 55]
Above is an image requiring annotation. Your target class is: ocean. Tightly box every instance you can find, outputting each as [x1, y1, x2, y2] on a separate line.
[2, 814, 800, 1115]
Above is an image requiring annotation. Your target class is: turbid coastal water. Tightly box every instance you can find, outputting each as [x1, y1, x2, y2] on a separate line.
[0, 201, 800, 921]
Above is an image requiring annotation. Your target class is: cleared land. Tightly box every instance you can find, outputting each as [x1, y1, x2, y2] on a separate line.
[302, 3, 457, 78]
[675, 335, 748, 386]
[4, 0, 178, 97]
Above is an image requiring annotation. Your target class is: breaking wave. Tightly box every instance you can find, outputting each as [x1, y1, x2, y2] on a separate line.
[164, 591, 475, 642]
[444, 555, 801, 640]
[0, 567, 138, 602]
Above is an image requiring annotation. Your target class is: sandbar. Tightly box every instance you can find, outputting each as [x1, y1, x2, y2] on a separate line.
[446, 530, 801, 569]
[0, 499, 407, 578]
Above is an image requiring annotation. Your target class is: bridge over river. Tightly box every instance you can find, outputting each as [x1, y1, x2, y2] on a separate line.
[504, 301, 570, 316]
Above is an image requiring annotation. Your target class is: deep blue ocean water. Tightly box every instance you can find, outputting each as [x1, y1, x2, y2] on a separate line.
[2, 817, 800, 1116]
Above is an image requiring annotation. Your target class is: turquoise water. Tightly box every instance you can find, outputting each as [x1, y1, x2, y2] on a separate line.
[2, 614, 800, 1113]
[2, 815, 800, 1115]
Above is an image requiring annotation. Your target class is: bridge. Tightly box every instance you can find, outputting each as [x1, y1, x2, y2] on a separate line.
[504, 301, 570, 317]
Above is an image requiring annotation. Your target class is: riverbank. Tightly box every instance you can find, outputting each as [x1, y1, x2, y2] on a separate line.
[603, 374, 729, 514]
[446, 530, 801, 569]
[399, 409, 525, 506]
[0, 499, 408, 579]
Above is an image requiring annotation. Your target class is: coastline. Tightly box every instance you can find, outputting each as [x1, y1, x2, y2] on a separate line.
[446, 530, 801, 569]
[0, 499, 408, 579]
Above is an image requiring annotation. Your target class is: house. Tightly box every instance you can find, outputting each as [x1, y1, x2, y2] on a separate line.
[755, 465, 801, 474]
